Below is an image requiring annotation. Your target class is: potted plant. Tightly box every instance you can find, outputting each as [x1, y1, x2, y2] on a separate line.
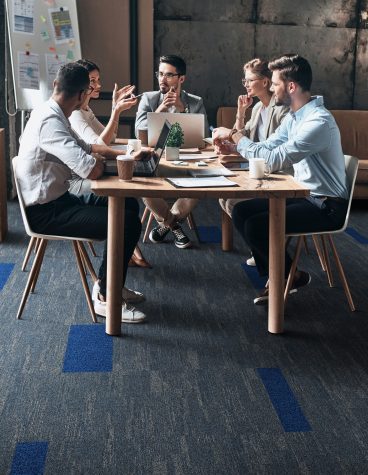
[165, 122, 184, 160]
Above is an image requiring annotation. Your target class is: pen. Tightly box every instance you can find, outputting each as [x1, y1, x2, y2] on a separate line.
[122, 93, 144, 102]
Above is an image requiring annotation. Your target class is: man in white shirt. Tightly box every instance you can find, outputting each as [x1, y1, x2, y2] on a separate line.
[17, 62, 146, 323]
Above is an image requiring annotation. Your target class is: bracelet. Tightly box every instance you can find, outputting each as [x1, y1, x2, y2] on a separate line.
[228, 128, 238, 142]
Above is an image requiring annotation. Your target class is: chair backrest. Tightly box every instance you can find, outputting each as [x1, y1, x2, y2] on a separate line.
[12, 156, 36, 238]
[341, 154, 359, 233]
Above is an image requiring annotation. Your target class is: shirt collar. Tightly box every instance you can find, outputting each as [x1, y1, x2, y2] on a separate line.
[48, 98, 70, 126]
[291, 95, 324, 121]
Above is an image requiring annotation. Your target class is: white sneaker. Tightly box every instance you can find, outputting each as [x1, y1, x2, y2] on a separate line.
[246, 256, 256, 266]
[92, 281, 145, 304]
[94, 294, 146, 324]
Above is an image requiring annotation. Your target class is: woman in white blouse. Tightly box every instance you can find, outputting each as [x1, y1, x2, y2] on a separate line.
[69, 59, 151, 268]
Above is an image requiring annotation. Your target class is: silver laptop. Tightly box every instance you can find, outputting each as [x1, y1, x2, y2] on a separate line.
[147, 112, 205, 148]
[104, 120, 172, 176]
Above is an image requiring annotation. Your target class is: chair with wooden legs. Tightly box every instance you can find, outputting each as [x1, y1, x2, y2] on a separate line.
[13, 156, 101, 322]
[284, 155, 359, 311]
[141, 205, 199, 243]
[21, 237, 97, 272]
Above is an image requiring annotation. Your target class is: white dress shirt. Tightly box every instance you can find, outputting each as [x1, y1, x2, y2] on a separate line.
[17, 98, 96, 206]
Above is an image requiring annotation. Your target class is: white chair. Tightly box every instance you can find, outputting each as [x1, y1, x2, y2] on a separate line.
[284, 155, 359, 311]
[13, 156, 101, 322]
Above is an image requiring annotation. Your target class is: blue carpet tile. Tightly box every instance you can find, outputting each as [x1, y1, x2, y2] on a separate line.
[257, 368, 311, 432]
[10, 442, 48, 475]
[197, 226, 222, 243]
[345, 227, 368, 244]
[0, 263, 15, 290]
[63, 324, 113, 372]
[241, 262, 268, 290]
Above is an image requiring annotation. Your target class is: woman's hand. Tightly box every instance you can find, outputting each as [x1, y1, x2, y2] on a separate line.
[112, 83, 137, 112]
[237, 94, 253, 113]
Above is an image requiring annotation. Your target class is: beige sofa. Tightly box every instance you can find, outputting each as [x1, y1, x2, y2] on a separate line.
[216, 107, 368, 199]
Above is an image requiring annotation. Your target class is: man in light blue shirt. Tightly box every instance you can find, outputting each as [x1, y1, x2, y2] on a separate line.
[213, 54, 348, 305]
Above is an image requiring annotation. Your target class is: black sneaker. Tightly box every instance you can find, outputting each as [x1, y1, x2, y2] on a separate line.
[290, 270, 311, 293]
[171, 225, 192, 249]
[254, 287, 269, 305]
[149, 225, 170, 243]
[254, 271, 311, 305]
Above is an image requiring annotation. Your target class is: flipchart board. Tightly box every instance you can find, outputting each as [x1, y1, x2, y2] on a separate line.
[5, 0, 82, 111]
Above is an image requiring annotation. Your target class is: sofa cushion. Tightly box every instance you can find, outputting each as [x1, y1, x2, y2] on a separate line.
[330, 110, 368, 161]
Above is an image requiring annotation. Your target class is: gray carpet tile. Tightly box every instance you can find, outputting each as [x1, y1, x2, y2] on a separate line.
[0, 199, 368, 474]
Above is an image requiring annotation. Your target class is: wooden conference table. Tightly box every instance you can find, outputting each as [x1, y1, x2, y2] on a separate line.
[91, 157, 309, 336]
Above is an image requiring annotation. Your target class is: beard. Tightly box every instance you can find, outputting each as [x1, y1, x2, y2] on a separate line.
[275, 91, 291, 107]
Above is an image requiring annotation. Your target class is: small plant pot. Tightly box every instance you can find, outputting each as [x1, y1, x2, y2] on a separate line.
[165, 146, 180, 161]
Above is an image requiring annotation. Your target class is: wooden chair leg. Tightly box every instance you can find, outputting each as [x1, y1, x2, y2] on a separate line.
[320, 235, 334, 287]
[16, 239, 48, 319]
[30, 239, 48, 293]
[221, 210, 233, 252]
[78, 241, 98, 282]
[284, 236, 303, 304]
[72, 242, 97, 323]
[312, 235, 326, 272]
[143, 212, 155, 243]
[327, 235, 356, 312]
[302, 235, 309, 254]
[141, 206, 150, 224]
[22, 236, 37, 271]
[87, 241, 97, 257]
[186, 212, 200, 242]
[34, 237, 41, 253]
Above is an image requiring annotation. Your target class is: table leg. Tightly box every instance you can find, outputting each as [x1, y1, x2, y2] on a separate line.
[106, 196, 125, 336]
[268, 197, 285, 334]
[221, 210, 233, 251]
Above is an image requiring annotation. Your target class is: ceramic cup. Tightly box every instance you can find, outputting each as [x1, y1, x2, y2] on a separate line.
[116, 155, 135, 181]
[249, 158, 265, 179]
[127, 139, 142, 155]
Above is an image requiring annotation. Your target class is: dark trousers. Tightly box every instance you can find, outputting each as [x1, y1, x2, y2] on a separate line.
[232, 197, 348, 278]
[26, 192, 141, 297]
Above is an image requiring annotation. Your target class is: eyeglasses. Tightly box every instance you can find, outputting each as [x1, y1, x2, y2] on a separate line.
[155, 71, 180, 80]
[242, 78, 261, 86]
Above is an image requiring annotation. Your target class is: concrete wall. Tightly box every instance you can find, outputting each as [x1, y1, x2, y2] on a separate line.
[154, 0, 368, 126]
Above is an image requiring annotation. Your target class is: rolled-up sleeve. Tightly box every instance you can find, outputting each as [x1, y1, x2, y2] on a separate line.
[40, 114, 96, 178]
[236, 114, 331, 173]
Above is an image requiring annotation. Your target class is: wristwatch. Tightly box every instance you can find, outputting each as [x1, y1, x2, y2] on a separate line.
[229, 128, 244, 144]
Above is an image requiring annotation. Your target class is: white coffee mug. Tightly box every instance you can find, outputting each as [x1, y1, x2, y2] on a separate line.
[249, 158, 265, 179]
[127, 139, 142, 155]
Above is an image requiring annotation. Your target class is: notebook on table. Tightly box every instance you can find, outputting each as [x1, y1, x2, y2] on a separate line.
[104, 120, 172, 177]
[147, 112, 205, 148]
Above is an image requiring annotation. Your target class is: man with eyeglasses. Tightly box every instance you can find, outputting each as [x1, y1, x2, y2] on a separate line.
[16, 62, 146, 323]
[135, 55, 209, 249]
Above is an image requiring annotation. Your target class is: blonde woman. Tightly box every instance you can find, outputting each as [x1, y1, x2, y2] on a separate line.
[218, 58, 289, 265]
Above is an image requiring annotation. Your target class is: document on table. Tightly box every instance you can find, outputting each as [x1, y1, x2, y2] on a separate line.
[188, 167, 236, 177]
[178, 153, 218, 160]
[166, 176, 239, 188]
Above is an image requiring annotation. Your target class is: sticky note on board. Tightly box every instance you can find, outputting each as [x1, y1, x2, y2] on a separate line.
[40, 15, 46, 23]
[67, 50, 74, 60]
[40, 31, 50, 41]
